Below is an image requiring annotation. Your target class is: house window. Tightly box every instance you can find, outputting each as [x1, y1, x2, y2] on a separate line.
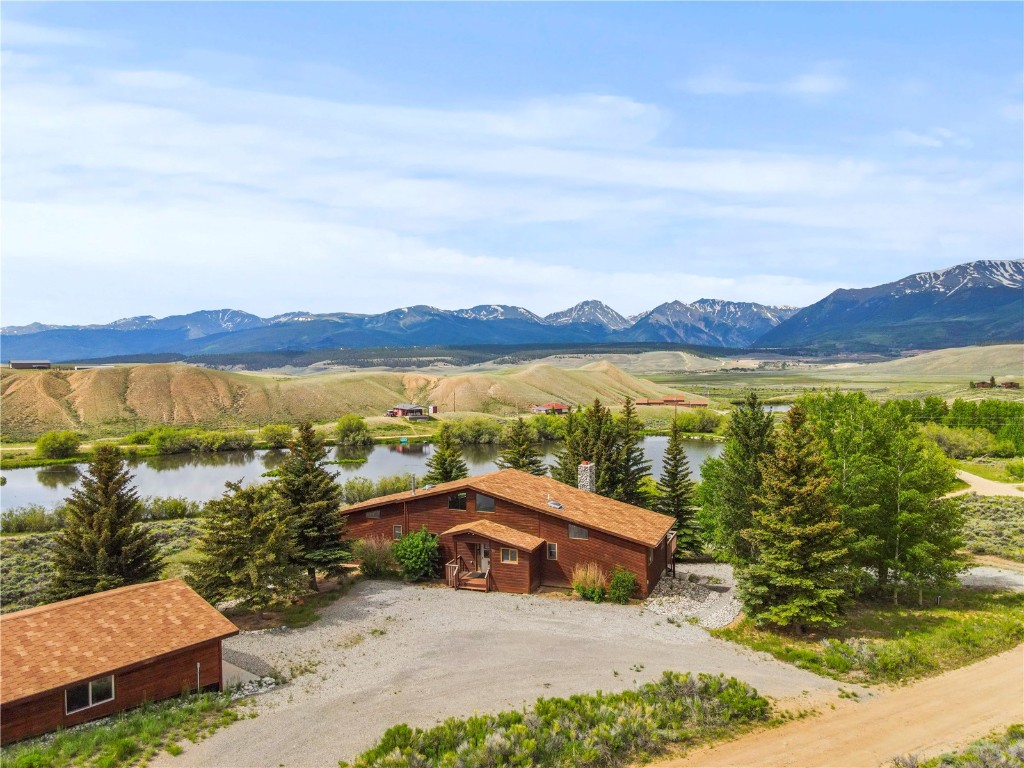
[448, 492, 467, 510]
[547, 542, 558, 560]
[500, 548, 518, 563]
[366, 509, 380, 520]
[393, 525, 403, 540]
[66, 675, 115, 714]
[568, 524, 589, 540]
[476, 493, 495, 513]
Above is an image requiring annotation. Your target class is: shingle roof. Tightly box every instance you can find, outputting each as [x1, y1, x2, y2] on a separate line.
[442, 520, 544, 551]
[0, 579, 238, 704]
[343, 469, 675, 548]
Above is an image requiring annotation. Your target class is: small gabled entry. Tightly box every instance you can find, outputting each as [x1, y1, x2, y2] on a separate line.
[441, 520, 544, 594]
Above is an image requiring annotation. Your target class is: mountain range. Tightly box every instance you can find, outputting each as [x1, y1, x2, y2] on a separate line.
[2, 259, 1021, 362]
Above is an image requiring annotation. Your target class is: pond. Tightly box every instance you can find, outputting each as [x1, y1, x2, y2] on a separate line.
[0, 437, 723, 510]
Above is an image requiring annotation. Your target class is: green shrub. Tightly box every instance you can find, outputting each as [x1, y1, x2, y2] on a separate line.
[922, 424, 996, 459]
[572, 562, 608, 603]
[1007, 459, 1024, 481]
[341, 474, 417, 504]
[138, 496, 202, 521]
[336, 414, 373, 446]
[148, 427, 253, 454]
[352, 535, 399, 578]
[447, 416, 503, 444]
[676, 410, 723, 434]
[0, 504, 65, 534]
[391, 528, 440, 582]
[262, 424, 293, 448]
[956, 494, 1024, 562]
[609, 568, 639, 604]
[340, 671, 771, 768]
[527, 414, 567, 441]
[34, 431, 81, 459]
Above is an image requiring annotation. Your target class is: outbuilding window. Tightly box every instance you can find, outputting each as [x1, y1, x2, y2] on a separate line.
[568, 524, 589, 540]
[366, 509, 380, 520]
[500, 548, 518, 563]
[448, 493, 467, 510]
[393, 525, 403, 540]
[547, 542, 558, 560]
[476, 493, 495, 513]
[66, 675, 115, 714]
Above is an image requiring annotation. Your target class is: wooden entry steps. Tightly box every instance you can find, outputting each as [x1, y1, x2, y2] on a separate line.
[459, 577, 488, 592]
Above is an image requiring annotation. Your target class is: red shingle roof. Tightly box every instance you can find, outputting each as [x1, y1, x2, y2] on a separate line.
[0, 579, 238, 704]
[442, 520, 544, 551]
[342, 469, 675, 548]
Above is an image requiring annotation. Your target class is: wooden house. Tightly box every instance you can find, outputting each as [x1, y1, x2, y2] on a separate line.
[342, 468, 676, 597]
[529, 402, 571, 415]
[0, 580, 238, 744]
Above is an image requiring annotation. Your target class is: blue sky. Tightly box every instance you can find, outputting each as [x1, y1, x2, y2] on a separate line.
[2, 2, 1021, 325]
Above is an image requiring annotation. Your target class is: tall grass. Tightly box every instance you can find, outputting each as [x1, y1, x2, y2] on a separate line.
[352, 536, 398, 578]
[340, 672, 771, 768]
[571, 562, 608, 603]
[0, 692, 239, 768]
[714, 589, 1024, 684]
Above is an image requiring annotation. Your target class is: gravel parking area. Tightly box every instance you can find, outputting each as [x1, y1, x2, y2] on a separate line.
[154, 579, 851, 768]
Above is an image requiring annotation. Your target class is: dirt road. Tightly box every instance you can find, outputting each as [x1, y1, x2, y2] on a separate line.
[949, 469, 1024, 498]
[652, 645, 1024, 768]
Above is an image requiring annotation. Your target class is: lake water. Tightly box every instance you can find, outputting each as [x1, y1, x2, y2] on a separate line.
[0, 437, 723, 511]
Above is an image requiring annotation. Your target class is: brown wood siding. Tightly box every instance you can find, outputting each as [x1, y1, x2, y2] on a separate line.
[537, 516, 656, 596]
[489, 543, 531, 594]
[344, 494, 666, 597]
[1, 641, 223, 745]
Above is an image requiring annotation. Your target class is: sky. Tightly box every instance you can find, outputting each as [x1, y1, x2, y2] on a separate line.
[2, 2, 1022, 326]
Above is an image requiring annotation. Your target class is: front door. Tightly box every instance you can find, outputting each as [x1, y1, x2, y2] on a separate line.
[478, 543, 491, 573]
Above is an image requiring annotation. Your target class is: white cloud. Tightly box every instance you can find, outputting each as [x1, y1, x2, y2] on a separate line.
[1, 19, 104, 47]
[893, 127, 973, 149]
[680, 64, 848, 97]
[0, 39, 1020, 325]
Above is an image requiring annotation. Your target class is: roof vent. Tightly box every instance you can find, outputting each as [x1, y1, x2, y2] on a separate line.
[422, 484, 435, 490]
[547, 500, 564, 510]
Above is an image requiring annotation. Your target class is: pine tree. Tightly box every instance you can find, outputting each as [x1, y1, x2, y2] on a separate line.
[614, 397, 652, 507]
[697, 391, 775, 566]
[552, 399, 620, 493]
[190, 482, 307, 611]
[738, 406, 852, 631]
[277, 421, 346, 591]
[423, 423, 469, 485]
[50, 446, 161, 600]
[656, 419, 697, 551]
[495, 418, 546, 475]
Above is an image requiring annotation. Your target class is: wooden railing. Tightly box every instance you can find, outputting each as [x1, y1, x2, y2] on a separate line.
[445, 556, 470, 588]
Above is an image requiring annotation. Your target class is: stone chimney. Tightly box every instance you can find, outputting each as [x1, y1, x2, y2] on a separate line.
[578, 460, 595, 493]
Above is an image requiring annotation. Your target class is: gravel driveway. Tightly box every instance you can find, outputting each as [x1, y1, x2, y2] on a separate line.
[155, 579, 850, 768]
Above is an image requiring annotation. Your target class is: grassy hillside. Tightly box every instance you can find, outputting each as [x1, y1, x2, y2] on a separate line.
[0, 362, 679, 440]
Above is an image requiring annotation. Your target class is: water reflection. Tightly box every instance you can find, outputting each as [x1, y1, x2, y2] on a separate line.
[35, 466, 81, 490]
[1, 437, 722, 511]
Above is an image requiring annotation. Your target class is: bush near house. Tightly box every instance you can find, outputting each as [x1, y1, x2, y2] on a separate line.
[609, 568, 639, 604]
[391, 528, 440, 582]
[572, 562, 608, 603]
[353, 535, 399, 578]
[340, 672, 771, 768]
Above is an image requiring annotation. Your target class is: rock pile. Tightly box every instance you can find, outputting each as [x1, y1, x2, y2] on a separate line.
[231, 676, 278, 700]
[643, 568, 742, 629]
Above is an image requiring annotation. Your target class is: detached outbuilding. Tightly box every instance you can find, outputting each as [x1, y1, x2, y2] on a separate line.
[0, 579, 238, 744]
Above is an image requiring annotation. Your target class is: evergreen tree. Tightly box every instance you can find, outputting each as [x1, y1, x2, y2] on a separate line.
[423, 423, 469, 485]
[190, 482, 307, 611]
[277, 421, 347, 591]
[738, 406, 852, 631]
[50, 446, 161, 600]
[495, 418, 546, 475]
[613, 397, 652, 507]
[801, 391, 965, 603]
[552, 399, 619, 494]
[656, 419, 697, 551]
[697, 392, 775, 566]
